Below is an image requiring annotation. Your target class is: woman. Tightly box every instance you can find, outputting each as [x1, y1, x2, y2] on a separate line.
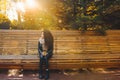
[38, 29, 53, 80]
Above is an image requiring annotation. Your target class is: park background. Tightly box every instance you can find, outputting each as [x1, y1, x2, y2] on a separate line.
[0, 0, 119, 32]
[0, 0, 120, 80]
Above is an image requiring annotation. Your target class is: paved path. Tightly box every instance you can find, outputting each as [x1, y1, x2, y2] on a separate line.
[0, 68, 120, 80]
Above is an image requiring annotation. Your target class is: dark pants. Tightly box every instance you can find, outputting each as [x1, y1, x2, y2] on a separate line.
[39, 56, 49, 75]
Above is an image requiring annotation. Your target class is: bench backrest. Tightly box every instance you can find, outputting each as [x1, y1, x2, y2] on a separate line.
[0, 30, 120, 55]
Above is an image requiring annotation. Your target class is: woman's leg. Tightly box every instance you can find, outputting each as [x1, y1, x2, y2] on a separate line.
[39, 57, 44, 79]
[45, 57, 49, 79]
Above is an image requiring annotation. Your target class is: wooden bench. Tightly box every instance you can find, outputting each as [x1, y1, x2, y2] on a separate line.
[0, 30, 120, 70]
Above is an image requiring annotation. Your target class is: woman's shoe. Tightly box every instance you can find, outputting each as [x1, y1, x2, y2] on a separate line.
[39, 75, 44, 79]
[45, 75, 49, 80]
[45, 69, 49, 79]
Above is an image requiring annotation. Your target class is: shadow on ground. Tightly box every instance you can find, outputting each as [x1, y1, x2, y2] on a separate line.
[0, 68, 120, 80]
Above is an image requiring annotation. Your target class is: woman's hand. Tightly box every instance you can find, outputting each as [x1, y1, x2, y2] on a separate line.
[42, 51, 47, 56]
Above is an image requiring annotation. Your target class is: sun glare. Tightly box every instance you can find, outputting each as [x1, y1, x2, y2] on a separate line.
[16, 2, 25, 12]
[7, 9, 18, 21]
[26, 0, 37, 8]
[5, 0, 40, 21]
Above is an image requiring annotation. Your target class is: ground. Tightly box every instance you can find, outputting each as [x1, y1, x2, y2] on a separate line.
[0, 68, 120, 80]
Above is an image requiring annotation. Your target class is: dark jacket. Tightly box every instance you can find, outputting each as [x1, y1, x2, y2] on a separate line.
[38, 41, 53, 59]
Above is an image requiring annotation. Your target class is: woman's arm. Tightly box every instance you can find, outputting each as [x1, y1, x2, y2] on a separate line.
[46, 48, 53, 58]
[38, 41, 43, 57]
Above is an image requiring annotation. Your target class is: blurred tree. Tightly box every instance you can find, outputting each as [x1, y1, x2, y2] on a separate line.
[101, 0, 120, 29]
[22, 10, 58, 30]
[21, 0, 58, 30]
[11, 20, 19, 29]
[2, 0, 119, 31]
[0, 14, 11, 29]
[72, 0, 120, 33]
